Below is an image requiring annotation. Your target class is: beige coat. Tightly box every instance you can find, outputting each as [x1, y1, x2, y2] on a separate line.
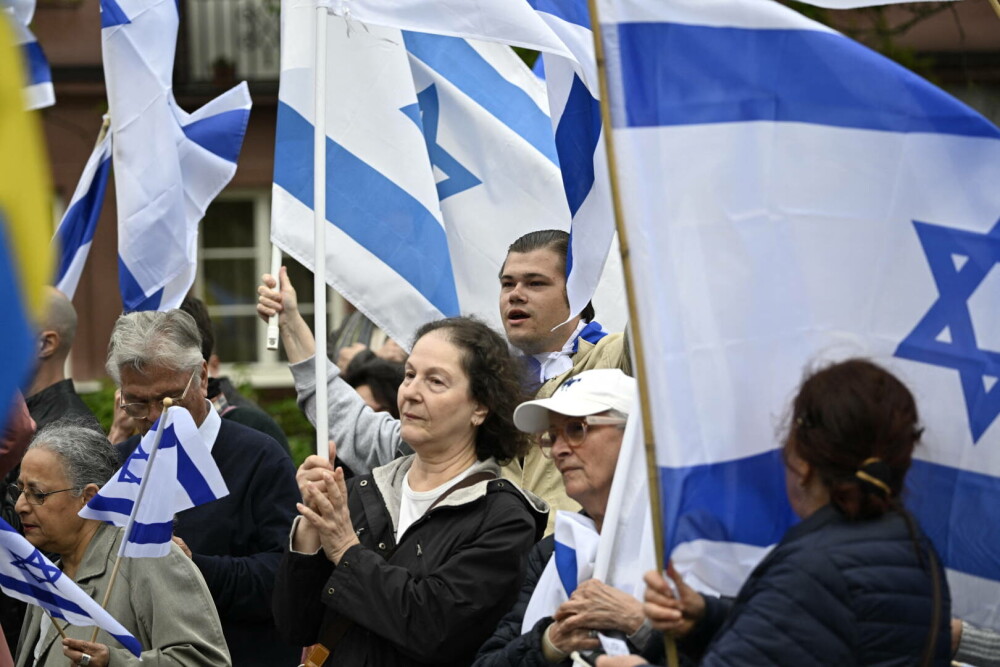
[501, 332, 631, 534]
[16, 523, 230, 667]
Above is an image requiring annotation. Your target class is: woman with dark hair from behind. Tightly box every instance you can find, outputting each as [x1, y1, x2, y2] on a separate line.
[600, 358, 951, 667]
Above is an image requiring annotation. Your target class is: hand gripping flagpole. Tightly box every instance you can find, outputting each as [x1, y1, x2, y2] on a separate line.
[584, 1, 678, 665]
[312, 0, 330, 460]
[89, 400, 173, 642]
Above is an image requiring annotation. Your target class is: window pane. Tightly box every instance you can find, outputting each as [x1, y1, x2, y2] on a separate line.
[212, 315, 259, 364]
[203, 258, 257, 306]
[283, 256, 315, 304]
[202, 201, 256, 249]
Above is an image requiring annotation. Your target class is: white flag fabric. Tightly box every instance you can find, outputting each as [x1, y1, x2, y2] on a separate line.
[53, 128, 111, 300]
[102, 0, 251, 312]
[520, 510, 599, 633]
[0, 519, 142, 656]
[272, 6, 582, 345]
[316, 0, 619, 324]
[1, 0, 53, 110]
[592, 406, 655, 601]
[80, 406, 228, 558]
[598, 0, 1000, 629]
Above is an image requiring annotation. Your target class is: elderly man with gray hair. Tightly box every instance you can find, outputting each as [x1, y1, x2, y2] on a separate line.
[107, 309, 300, 666]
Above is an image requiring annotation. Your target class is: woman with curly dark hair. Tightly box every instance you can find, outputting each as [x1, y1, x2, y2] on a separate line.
[271, 313, 548, 667]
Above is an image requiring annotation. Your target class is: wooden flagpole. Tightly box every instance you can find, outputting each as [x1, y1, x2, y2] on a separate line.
[584, 1, 678, 665]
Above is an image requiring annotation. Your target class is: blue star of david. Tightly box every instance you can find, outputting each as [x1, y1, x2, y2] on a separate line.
[400, 84, 481, 200]
[11, 550, 61, 584]
[894, 218, 1000, 442]
[118, 443, 149, 484]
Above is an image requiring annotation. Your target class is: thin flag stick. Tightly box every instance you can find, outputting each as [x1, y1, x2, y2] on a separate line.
[584, 1, 677, 665]
[89, 402, 171, 642]
[44, 610, 69, 640]
[312, 0, 330, 460]
[266, 245, 282, 351]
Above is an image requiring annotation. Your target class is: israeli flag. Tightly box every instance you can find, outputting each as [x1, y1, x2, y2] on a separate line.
[53, 128, 111, 300]
[103, 0, 251, 312]
[272, 6, 578, 345]
[0, 519, 142, 656]
[313, 0, 621, 325]
[521, 510, 599, 632]
[80, 406, 228, 558]
[1, 0, 53, 110]
[597, 0, 1000, 629]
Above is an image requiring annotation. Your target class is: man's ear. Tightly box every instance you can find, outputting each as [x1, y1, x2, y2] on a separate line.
[37, 330, 59, 360]
[198, 361, 209, 397]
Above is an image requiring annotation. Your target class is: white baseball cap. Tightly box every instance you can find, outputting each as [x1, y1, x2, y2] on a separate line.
[514, 368, 636, 433]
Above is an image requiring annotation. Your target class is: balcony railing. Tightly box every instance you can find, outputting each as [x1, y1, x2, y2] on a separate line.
[176, 0, 280, 87]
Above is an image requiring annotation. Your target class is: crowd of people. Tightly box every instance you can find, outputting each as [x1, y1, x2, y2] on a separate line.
[1, 229, 996, 666]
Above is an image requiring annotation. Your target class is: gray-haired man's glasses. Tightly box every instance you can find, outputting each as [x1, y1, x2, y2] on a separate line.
[119, 370, 197, 420]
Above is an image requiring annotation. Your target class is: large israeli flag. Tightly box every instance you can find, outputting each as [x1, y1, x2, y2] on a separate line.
[597, 0, 1000, 629]
[53, 128, 111, 300]
[272, 5, 579, 345]
[103, 0, 251, 312]
[311, 0, 621, 325]
[1, 0, 53, 110]
[80, 406, 228, 558]
[0, 519, 142, 656]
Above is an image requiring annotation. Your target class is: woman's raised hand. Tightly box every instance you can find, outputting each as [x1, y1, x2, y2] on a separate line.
[297, 466, 360, 565]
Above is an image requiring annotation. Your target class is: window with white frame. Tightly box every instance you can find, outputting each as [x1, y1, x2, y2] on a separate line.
[194, 189, 345, 385]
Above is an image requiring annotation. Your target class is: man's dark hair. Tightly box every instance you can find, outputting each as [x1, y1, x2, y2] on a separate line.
[505, 229, 595, 323]
[180, 295, 215, 362]
[343, 356, 405, 419]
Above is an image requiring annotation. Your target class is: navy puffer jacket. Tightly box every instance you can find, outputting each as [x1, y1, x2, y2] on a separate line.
[685, 504, 951, 666]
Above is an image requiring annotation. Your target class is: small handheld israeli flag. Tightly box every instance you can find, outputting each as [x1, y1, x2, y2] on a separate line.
[0, 518, 142, 656]
[80, 406, 228, 558]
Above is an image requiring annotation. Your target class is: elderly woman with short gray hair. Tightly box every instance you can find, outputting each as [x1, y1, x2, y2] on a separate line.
[13, 422, 230, 667]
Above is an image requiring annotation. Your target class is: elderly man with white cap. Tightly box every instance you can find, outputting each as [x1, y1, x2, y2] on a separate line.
[473, 368, 658, 667]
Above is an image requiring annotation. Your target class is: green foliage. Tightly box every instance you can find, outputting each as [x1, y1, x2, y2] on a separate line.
[80, 381, 118, 435]
[81, 381, 316, 467]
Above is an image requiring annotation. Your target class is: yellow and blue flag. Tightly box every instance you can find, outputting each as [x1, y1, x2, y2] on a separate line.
[0, 17, 53, 430]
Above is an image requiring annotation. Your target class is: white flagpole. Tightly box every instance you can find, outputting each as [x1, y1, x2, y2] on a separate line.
[90, 403, 171, 640]
[266, 244, 282, 351]
[312, 2, 330, 460]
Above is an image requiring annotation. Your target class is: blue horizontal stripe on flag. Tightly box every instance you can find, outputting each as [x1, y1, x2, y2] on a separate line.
[176, 439, 217, 506]
[402, 32, 560, 167]
[56, 156, 111, 282]
[907, 460, 1000, 582]
[127, 520, 173, 545]
[86, 494, 134, 516]
[0, 573, 89, 616]
[528, 0, 590, 30]
[616, 22, 1000, 139]
[660, 449, 797, 553]
[662, 451, 1000, 583]
[111, 631, 143, 657]
[181, 108, 250, 164]
[23, 42, 51, 85]
[273, 102, 460, 316]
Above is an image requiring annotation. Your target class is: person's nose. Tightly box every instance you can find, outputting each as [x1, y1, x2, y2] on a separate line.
[507, 282, 527, 304]
[14, 490, 30, 515]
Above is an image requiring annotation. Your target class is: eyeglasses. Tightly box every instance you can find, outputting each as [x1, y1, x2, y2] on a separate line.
[537, 415, 628, 458]
[7, 482, 79, 506]
[119, 370, 197, 420]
